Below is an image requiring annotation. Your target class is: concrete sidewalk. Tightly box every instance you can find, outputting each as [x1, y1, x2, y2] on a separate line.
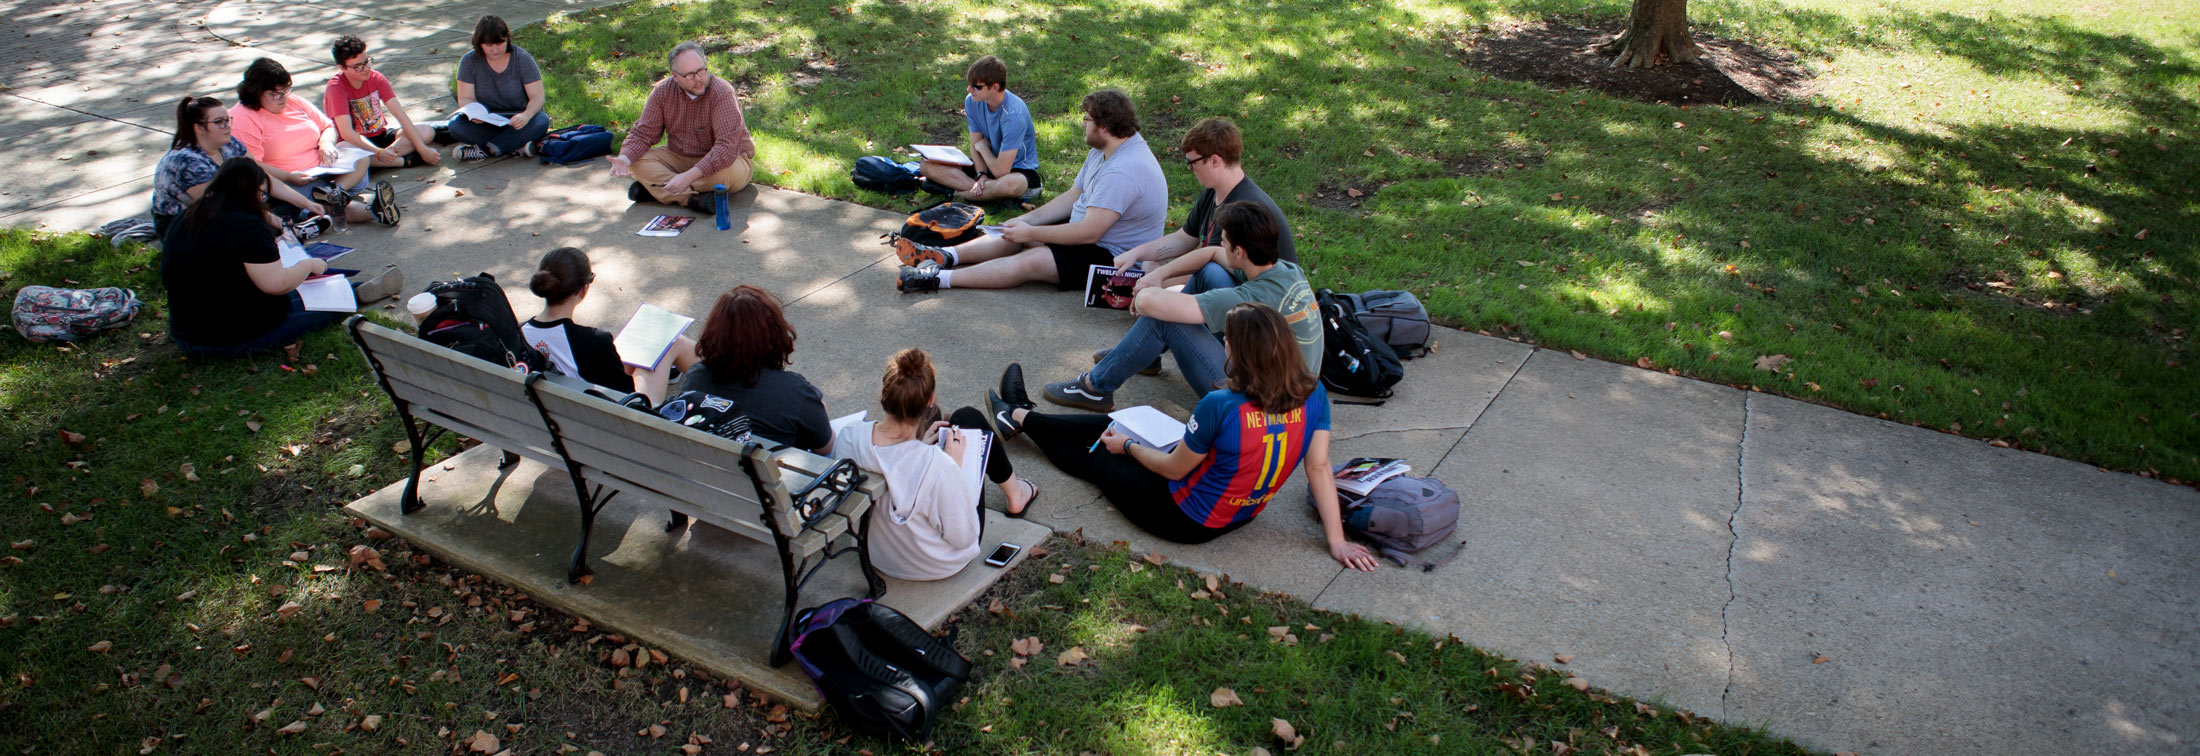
[3, 0, 2197, 753]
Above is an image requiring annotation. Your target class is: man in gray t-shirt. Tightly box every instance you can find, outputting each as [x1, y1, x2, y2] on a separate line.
[892, 89, 1167, 294]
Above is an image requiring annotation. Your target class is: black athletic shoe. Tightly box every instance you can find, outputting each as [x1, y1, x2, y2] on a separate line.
[998, 363, 1033, 409]
[917, 178, 953, 196]
[683, 193, 714, 214]
[1093, 348, 1165, 377]
[369, 180, 400, 225]
[627, 181, 650, 203]
[1042, 373, 1114, 412]
[986, 389, 1022, 442]
[897, 264, 942, 293]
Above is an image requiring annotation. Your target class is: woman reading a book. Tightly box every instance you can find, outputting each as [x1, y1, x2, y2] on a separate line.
[990, 303, 1378, 570]
[229, 57, 398, 226]
[160, 157, 402, 357]
[522, 247, 696, 404]
[830, 349, 1037, 581]
[447, 15, 551, 161]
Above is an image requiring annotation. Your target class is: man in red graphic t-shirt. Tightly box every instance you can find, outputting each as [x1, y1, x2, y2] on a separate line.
[325, 35, 440, 169]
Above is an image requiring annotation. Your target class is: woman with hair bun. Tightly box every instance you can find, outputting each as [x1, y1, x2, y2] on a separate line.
[521, 246, 696, 404]
[831, 348, 1037, 581]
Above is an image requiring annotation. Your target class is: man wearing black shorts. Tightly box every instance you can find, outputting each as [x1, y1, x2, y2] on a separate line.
[894, 89, 1167, 293]
[918, 55, 1043, 203]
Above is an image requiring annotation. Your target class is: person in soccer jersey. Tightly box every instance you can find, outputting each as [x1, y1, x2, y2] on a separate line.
[984, 303, 1379, 570]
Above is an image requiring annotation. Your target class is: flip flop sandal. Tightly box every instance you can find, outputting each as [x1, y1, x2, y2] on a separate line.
[1005, 477, 1038, 519]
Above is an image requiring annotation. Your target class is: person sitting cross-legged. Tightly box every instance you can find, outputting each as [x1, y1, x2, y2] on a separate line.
[892, 89, 1166, 294]
[1041, 201, 1323, 412]
[916, 54, 1043, 203]
[985, 303, 1377, 571]
[830, 348, 1039, 581]
[446, 15, 552, 162]
[150, 95, 327, 241]
[324, 35, 441, 170]
[609, 41, 755, 212]
[230, 57, 398, 226]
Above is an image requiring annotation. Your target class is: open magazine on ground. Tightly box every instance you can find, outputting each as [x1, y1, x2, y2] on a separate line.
[1333, 457, 1411, 497]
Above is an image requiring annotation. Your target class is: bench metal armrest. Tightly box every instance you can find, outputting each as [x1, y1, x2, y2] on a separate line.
[789, 458, 866, 532]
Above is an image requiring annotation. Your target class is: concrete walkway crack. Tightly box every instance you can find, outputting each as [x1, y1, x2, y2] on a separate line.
[1719, 391, 1750, 719]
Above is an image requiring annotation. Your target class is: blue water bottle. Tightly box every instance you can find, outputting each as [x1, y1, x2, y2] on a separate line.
[713, 183, 731, 230]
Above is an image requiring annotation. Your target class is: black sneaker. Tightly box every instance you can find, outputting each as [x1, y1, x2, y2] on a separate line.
[1042, 373, 1114, 412]
[897, 264, 942, 293]
[684, 193, 714, 213]
[985, 389, 1022, 442]
[292, 214, 332, 241]
[998, 362, 1033, 409]
[519, 140, 539, 159]
[627, 181, 650, 203]
[369, 180, 400, 225]
[917, 178, 953, 196]
[312, 183, 351, 209]
[1093, 348, 1164, 377]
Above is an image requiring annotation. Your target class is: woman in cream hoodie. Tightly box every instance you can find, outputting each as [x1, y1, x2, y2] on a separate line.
[833, 349, 1038, 580]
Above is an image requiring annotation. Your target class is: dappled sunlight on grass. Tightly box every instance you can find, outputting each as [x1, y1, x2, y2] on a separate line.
[1103, 685, 1228, 756]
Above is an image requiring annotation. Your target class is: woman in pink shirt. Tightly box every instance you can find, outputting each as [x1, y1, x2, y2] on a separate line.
[228, 58, 399, 226]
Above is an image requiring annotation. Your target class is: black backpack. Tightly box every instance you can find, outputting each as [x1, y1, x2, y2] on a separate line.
[896, 201, 985, 247]
[417, 273, 547, 373]
[1314, 289, 1404, 400]
[851, 156, 922, 194]
[790, 598, 971, 741]
[650, 390, 752, 442]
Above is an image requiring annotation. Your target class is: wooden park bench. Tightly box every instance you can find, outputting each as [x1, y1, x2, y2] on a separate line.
[347, 317, 887, 665]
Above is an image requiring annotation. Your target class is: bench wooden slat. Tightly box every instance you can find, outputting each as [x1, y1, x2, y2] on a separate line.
[529, 381, 801, 525]
[380, 373, 559, 451]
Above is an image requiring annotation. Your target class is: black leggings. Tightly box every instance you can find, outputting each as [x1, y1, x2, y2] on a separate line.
[1019, 411, 1243, 544]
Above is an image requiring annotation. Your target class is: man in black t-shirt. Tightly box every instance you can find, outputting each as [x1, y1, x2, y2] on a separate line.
[1109, 118, 1296, 286]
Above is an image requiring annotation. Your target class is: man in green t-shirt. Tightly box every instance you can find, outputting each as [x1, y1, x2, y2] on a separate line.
[1041, 201, 1323, 411]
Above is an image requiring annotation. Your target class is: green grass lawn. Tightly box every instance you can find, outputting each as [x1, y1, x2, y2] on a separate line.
[0, 229, 1814, 754]
[523, 0, 2197, 482]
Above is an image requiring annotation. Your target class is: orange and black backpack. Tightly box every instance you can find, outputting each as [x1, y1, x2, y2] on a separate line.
[895, 201, 985, 247]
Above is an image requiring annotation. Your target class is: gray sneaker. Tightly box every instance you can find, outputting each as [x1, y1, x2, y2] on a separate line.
[1093, 348, 1164, 376]
[1042, 373, 1114, 412]
[350, 265, 405, 304]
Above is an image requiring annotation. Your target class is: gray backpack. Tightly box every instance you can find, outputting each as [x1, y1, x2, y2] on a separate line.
[1343, 290, 1431, 359]
[1313, 468, 1463, 571]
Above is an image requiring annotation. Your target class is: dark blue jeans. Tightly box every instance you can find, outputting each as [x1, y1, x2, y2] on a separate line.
[1089, 262, 1237, 395]
[174, 292, 348, 358]
[446, 112, 551, 157]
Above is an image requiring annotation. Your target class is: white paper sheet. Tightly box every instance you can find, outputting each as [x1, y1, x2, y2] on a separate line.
[451, 102, 511, 127]
[296, 144, 378, 178]
[910, 144, 973, 166]
[296, 274, 357, 313]
[1107, 405, 1186, 450]
[611, 303, 694, 369]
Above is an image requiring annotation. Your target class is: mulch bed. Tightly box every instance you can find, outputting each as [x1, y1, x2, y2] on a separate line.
[1464, 20, 1812, 106]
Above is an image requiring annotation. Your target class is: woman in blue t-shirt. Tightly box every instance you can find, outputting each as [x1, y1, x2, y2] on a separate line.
[990, 303, 1378, 570]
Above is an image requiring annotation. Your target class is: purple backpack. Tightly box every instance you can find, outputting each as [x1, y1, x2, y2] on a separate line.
[11, 286, 142, 342]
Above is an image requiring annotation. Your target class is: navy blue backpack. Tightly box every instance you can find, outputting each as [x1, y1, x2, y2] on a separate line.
[536, 124, 615, 165]
[851, 156, 922, 194]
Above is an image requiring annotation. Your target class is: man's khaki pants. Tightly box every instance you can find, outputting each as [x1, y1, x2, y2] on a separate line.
[631, 147, 752, 204]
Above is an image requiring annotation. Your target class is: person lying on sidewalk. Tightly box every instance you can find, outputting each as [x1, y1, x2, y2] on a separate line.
[609, 41, 755, 212]
[230, 58, 399, 226]
[915, 54, 1043, 204]
[324, 35, 441, 170]
[1109, 118, 1300, 278]
[985, 304, 1377, 570]
[892, 89, 1165, 293]
[521, 247, 697, 405]
[830, 348, 1039, 581]
[161, 157, 403, 358]
[151, 95, 327, 242]
[1041, 201, 1323, 411]
[446, 15, 551, 162]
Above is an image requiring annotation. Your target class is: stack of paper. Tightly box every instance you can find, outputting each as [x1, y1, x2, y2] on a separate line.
[1334, 457, 1412, 497]
[910, 144, 974, 166]
[1106, 406, 1186, 451]
[296, 274, 356, 313]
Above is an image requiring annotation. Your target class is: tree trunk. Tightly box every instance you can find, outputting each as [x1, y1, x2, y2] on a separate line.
[1598, 0, 1702, 69]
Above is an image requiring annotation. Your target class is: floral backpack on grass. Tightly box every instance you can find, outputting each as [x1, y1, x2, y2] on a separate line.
[11, 286, 142, 342]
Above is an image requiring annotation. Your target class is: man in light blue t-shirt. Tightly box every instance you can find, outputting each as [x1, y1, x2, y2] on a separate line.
[918, 55, 1042, 203]
[894, 89, 1168, 294]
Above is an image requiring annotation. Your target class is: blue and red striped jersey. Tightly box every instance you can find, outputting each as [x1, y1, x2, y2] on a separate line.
[1170, 385, 1332, 528]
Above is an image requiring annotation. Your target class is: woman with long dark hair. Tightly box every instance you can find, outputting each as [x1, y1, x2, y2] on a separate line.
[991, 303, 1377, 569]
[150, 95, 324, 240]
[160, 157, 403, 357]
[520, 246, 696, 404]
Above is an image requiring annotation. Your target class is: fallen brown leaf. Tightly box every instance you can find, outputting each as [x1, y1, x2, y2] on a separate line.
[1272, 718, 1306, 750]
[1009, 636, 1043, 657]
[1210, 687, 1244, 708]
[277, 721, 308, 735]
[88, 640, 113, 653]
[467, 730, 500, 753]
[1753, 354, 1791, 372]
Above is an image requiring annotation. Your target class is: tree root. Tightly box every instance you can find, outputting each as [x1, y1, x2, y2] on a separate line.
[1600, 26, 1703, 69]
